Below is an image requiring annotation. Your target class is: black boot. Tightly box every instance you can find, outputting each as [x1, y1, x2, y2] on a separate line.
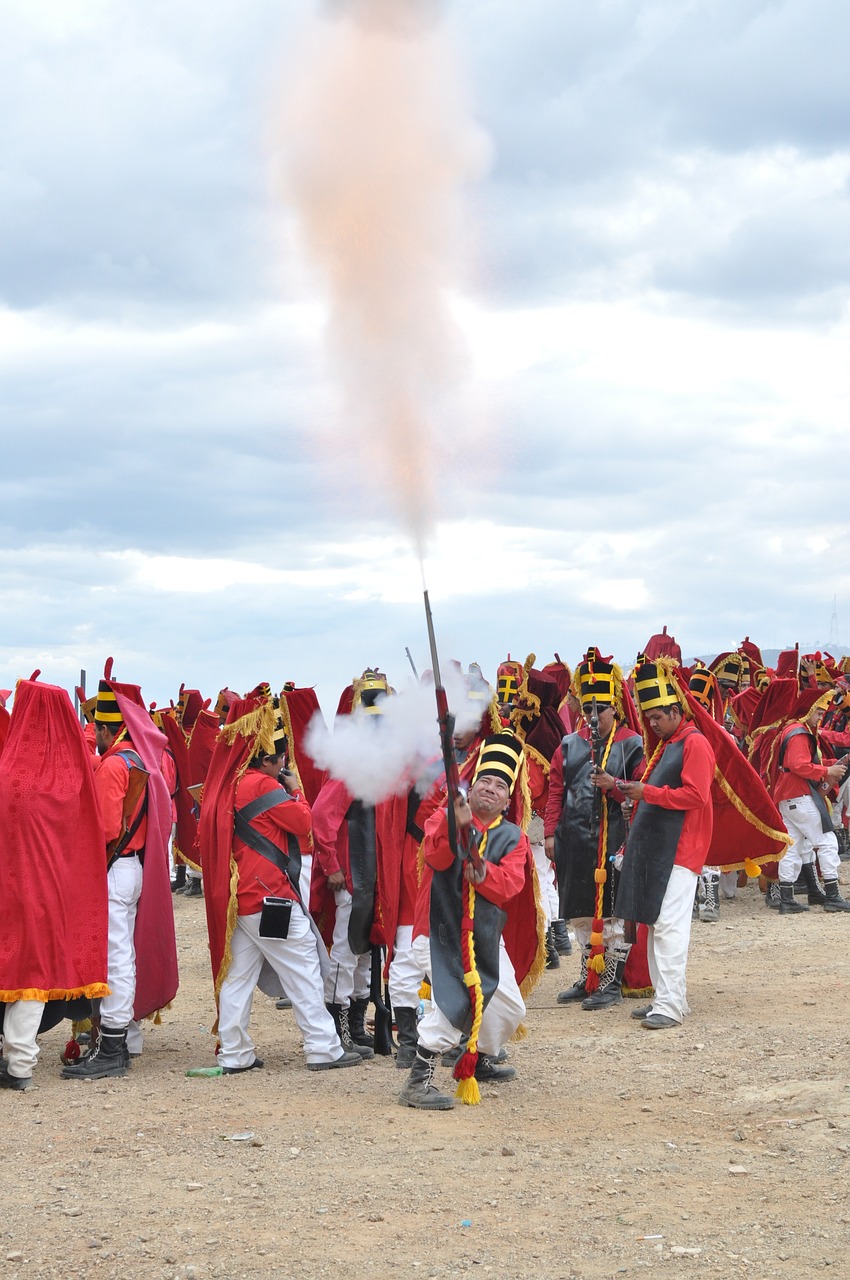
[545, 926, 560, 970]
[183, 877, 203, 897]
[348, 998, 375, 1050]
[823, 880, 850, 913]
[801, 862, 827, 905]
[61, 1026, 128, 1079]
[779, 883, 809, 915]
[765, 881, 781, 909]
[581, 943, 629, 1010]
[698, 872, 720, 923]
[326, 1002, 374, 1059]
[551, 919, 573, 956]
[393, 1006, 419, 1070]
[398, 1048, 454, 1110]
[171, 864, 186, 892]
[557, 949, 589, 1004]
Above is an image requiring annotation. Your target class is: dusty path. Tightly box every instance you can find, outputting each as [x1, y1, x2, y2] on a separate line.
[3, 875, 850, 1280]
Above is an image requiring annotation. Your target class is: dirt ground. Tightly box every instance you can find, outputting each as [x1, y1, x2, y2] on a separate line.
[3, 873, 850, 1280]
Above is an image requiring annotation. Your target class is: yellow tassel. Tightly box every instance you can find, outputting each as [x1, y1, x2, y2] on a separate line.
[588, 953, 606, 974]
[418, 980, 431, 1001]
[510, 1021, 528, 1042]
[455, 1076, 481, 1106]
[743, 857, 761, 878]
[589, 931, 604, 948]
[594, 868, 607, 884]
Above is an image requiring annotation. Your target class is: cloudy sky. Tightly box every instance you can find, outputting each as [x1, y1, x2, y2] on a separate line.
[3, 0, 849, 716]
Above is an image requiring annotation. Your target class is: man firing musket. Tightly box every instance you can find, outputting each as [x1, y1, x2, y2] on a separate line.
[396, 596, 544, 1111]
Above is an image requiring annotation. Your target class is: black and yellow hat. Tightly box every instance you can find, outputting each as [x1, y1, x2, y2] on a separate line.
[471, 732, 523, 794]
[353, 668, 390, 715]
[496, 658, 523, 706]
[575, 647, 616, 708]
[634, 661, 681, 711]
[76, 686, 97, 724]
[94, 681, 123, 725]
[710, 651, 745, 689]
[688, 662, 715, 710]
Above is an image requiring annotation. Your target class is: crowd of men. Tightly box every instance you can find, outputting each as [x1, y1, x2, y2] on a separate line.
[1, 633, 848, 1105]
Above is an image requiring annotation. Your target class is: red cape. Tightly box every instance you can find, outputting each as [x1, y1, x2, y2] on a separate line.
[160, 711, 200, 871]
[0, 680, 108, 1002]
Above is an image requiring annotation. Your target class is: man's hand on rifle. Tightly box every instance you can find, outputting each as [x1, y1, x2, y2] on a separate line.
[591, 767, 617, 793]
[453, 792, 473, 829]
[464, 859, 487, 885]
[544, 835, 555, 862]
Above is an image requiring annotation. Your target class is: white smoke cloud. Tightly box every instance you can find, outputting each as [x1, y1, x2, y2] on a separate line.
[303, 663, 488, 804]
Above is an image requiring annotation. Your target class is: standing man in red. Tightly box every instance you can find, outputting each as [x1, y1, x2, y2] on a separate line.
[63, 661, 178, 1079]
[615, 662, 715, 1031]
[199, 688, 359, 1073]
[768, 689, 850, 915]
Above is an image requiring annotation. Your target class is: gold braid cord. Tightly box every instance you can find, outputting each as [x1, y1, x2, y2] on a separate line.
[211, 855, 241, 1034]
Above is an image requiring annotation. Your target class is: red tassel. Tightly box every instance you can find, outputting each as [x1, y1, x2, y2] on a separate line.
[453, 1048, 479, 1082]
[62, 1039, 81, 1064]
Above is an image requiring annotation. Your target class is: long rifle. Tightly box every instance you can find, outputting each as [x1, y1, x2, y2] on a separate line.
[423, 590, 481, 872]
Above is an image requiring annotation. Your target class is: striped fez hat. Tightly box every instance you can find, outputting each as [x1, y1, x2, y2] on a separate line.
[634, 661, 680, 712]
[687, 662, 715, 709]
[576, 647, 616, 708]
[472, 732, 523, 795]
[94, 657, 123, 725]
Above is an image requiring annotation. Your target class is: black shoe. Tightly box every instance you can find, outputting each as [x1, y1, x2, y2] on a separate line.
[327, 1003, 374, 1059]
[398, 1049, 454, 1110]
[474, 1054, 516, 1083]
[307, 1050, 362, 1071]
[551, 919, 573, 957]
[641, 1013, 680, 1030]
[801, 863, 827, 905]
[823, 880, 850, 913]
[779, 884, 809, 915]
[348, 998, 375, 1050]
[393, 1006, 419, 1070]
[630, 1003, 653, 1020]
[221, 1057, 265, 1074]
[545, 926, 560, 970]
[557, 980, 588, 1005]
[581, 981, 623, 1010]
[183, 878, 203, 897]
[170, 865, 187, 892]
[61, 1026, 128, 1080]
[0, 1072, 32, 1091]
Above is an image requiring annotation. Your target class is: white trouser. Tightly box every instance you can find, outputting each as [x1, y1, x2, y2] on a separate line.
[187, 868, 202, 883]
[571, 917, 624, 949]
[218, 906, 343, 1069]
[101, 854, 144, 1028]
[416, 938, 525, 1057]
[532, 842, 559, 923]
[388, 924, 425, 1007]
[646, 864, 697, 1024]
[126, 1020, 144, 1055]
[298, 853, 313, 909]
[719, 870, 738, 899]
[322, 889, 370, 1006]
[778, 795, 840, 883]
[3, 1000, 44, 1079]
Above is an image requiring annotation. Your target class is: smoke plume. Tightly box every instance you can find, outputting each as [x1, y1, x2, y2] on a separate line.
[304, 663, 486, 804]
[273, 0, 491, 555]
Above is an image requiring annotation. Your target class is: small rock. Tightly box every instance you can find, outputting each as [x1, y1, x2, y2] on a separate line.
[186, 1183, 203, 1190]
[728, 1165, 748, 1175]
[6, 1253, 23, 1263]
[501, 1147, 515, 1157]
[64, 1208, 82, 1217]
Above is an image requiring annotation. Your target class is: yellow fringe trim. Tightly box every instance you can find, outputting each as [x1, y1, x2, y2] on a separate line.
[418, 980, 431, 1001]
[173, 841, 202, 874]
[0, 983, 109, 1002]
[219, 700, 278, 756]
[510, 1021, 528, 1043]
[518, 755, 533, 832]
[622, 984, 654, 999]
[521, 741, 551, 780]
[712, 766, 791, 849]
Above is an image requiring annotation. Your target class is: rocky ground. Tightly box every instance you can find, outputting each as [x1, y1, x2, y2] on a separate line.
[2, 873, 850, 1280]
